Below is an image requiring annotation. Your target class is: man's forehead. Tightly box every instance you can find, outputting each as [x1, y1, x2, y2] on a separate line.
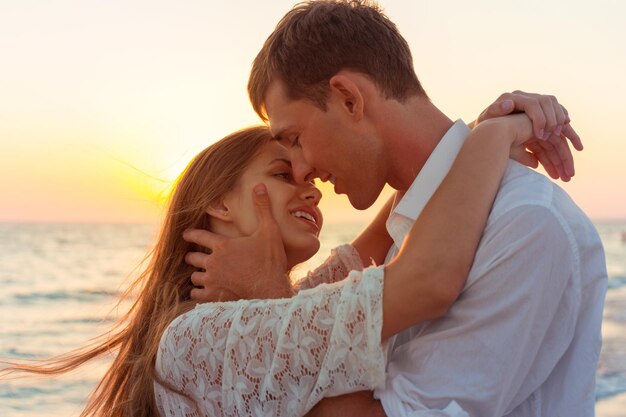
[264, 79, 292, 136]
[266, 110, 294, 142]
[271, 138, 291, 152]
[270, 132, 293, 150]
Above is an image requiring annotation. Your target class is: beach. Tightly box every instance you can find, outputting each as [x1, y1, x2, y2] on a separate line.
[596, 281, 626, 417]
[597, 392, 626, 416]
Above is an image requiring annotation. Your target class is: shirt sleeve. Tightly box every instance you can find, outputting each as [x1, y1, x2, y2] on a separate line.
[293, 244, 365, 291]
[155, 265, 385, 417]
[375, 205, 579, 417]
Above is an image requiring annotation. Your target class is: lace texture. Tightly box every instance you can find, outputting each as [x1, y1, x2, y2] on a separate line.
[293, 244, 364, 291]
[154, 262, 385, 417]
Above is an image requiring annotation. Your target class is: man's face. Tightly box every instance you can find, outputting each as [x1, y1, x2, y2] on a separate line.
[264, 79, 387, 210]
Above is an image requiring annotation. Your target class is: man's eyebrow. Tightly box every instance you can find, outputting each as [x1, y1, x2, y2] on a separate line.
[270, 127, 289, 143]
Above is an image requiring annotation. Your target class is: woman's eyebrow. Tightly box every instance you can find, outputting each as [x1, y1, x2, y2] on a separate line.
[268, 158, 292, 167]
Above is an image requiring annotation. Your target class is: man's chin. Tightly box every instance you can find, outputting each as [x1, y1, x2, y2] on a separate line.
[347, 192, 378, 211]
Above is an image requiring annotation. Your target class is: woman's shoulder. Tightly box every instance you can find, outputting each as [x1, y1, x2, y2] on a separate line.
[155, 302, 244, 378]
[159, 298, 291, 344]
[162, 301, 242, 337]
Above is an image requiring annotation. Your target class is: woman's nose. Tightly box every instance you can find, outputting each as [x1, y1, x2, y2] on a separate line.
[299, 184, 322, 206]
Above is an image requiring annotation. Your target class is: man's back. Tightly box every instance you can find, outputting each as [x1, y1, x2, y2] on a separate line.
[377, 161, 607, 416]
[490, 161, 606, 415]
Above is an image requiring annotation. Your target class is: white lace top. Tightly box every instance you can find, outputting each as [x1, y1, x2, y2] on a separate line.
[154, 244, 386, 417]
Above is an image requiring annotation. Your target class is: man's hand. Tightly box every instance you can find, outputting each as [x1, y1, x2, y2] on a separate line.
[183, 183, 292, 303]
[473, 90, 584, 182]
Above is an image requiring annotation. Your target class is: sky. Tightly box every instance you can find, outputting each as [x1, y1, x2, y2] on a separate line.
[1, 0, 625, 224]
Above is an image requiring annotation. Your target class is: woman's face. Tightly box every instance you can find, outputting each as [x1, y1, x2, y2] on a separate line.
[219, 141, 323, 268]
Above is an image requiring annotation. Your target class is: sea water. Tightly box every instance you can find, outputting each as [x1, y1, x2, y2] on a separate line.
[1, 221, 625, 416]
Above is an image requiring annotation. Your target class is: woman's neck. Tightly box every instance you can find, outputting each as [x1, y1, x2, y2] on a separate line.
[214, 288, 244, 302]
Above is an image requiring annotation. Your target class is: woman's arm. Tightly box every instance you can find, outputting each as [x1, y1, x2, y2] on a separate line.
[380, 114, 534, 340]
[294, 194, 395, 291]
[294, 194, 394, 291]
[349, 92, 582, 275]
[293, 244, 364, 291]
[156, 264, 387, 416]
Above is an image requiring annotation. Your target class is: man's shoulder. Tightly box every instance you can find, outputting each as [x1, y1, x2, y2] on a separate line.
[487, 161, 598, 243]
[490, 161, 567, 220]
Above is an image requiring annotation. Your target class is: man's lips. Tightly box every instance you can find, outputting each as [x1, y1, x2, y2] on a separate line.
[319, 173, 336, 185]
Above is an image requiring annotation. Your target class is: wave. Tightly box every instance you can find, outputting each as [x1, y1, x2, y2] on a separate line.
[596, 373, 626, 401]
[0, 347, 39, 359]
[13, 289, 121, 303]
[0, 379, 92, 399]
[57, 317, 116, 324]
[608, 275, 626, 290]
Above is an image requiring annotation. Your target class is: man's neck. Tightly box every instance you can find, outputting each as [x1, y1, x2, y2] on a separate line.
[376, 96, 454, 191]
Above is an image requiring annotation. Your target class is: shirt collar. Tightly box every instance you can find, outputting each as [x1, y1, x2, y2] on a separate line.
[386, 119, 471, 249]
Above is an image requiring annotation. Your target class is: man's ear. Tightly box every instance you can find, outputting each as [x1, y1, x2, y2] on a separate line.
[328, 74, 364, 121]
[205, 200, 233, 222]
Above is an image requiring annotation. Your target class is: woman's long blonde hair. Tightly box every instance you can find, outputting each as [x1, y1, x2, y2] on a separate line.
[0, 126, 273, 416]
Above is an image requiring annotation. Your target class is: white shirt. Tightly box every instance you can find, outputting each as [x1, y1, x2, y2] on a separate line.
[374, 120, 608, 417]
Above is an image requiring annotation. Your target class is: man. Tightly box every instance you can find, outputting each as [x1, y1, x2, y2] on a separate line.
[185, 1, 607, 415]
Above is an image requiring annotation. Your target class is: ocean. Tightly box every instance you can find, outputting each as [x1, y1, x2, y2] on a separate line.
[1, 221, 625, 416]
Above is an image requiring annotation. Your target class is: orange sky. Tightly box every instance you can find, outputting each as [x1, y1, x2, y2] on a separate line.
[1, 0, 625, 224]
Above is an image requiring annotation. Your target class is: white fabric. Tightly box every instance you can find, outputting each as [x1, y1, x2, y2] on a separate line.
[375, 120, 608, 416]
[293, 244, 364, 291]
[154, 258, 385, 417]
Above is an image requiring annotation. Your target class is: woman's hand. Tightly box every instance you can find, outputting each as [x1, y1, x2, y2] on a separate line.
[501, 113, 576, 181]
[476, 113, 534, 155]
[473, 91, 583, 182]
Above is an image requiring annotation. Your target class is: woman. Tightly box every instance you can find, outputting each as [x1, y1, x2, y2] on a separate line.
[1, 114, 567, 417]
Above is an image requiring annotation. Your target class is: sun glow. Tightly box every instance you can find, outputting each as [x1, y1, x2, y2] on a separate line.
[1, 0, 625, 223]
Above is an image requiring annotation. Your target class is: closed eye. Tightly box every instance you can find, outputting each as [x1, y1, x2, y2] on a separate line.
[274, 171, 294, 182]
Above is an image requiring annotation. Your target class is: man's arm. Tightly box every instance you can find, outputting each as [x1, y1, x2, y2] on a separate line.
[351, 193, 395, 266]
[183, 184, 293, 301]
[305, 391, 386, 417]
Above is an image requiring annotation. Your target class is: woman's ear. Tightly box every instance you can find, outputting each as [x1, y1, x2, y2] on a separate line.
[205, 200, 233, 222]
[328, 73, 364, 121]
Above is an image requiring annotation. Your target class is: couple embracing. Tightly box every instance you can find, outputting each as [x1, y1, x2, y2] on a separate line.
[2, 1, 607, 416]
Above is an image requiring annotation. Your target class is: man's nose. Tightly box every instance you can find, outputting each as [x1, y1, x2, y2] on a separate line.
[291, 150, 317, 184]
